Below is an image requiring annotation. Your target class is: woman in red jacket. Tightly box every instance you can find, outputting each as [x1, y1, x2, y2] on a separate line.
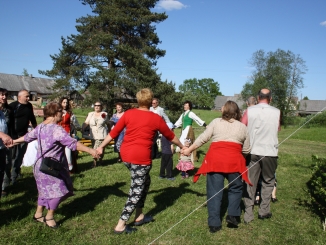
[58, 97, 77, 172]
[182, 101, 251, 233]
[96, 88, 184, 234]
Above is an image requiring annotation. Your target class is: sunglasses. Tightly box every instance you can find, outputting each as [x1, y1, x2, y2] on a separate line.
[94, 104, 102, 106]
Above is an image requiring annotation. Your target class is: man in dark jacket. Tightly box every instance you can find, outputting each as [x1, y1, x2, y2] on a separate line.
[9, 90, 37, 184]
[0, 88, 14, 197]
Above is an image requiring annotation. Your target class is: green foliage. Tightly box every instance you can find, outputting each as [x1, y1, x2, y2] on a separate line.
[178, 78, 222, 109]
[283, 115, 305, 128]
[303, 111, 326, 128]
[22, 68, 29, 76]
[307, 155, 326, 217]
[241, 49, 307, 125]
[39, 0, 169, 115]
[303, 96, 309, 100]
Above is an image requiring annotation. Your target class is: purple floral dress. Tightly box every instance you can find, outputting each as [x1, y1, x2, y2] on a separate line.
[24, 123, 77, 199]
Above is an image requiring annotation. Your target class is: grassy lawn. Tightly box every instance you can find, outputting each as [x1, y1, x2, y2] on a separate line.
[1, 109, 325, 244]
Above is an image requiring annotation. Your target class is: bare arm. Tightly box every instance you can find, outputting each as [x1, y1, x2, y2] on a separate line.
[96, 134, 113, 155]
[76, 142, 98, 158]
[170, 135, 184, 149]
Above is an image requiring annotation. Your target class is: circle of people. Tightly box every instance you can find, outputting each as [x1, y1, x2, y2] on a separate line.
[0, 87, 279, 233]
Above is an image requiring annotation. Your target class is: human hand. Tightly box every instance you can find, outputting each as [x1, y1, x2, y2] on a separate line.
[181, 146, 191, 156]
[96, 147, 103, 156]
[90, 149, 100, 159]
[3, 136, 13, 147]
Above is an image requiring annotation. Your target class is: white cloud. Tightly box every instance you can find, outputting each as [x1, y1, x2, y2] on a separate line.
[320, 21, 326, 26]
[157, 0, 187, 11]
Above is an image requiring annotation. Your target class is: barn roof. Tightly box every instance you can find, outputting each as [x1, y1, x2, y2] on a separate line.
[0, 73, 55, 94]
[298, 100, 326, 114]
[214, 94, 245, 110]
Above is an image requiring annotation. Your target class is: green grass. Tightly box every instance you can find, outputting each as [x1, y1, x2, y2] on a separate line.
[1, 110, 326, 244]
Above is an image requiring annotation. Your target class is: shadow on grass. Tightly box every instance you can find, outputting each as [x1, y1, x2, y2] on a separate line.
[297, 197, 326, 224]
[195, 149, 206, 162]
[58, 181, 127, 224]
[0, 174, 38, 227]
[147, 183, 205, 218]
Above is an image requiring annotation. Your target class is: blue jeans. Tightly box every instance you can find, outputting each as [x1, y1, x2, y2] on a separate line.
[206, 172, 243, 227]
[2, 148, 12, 191]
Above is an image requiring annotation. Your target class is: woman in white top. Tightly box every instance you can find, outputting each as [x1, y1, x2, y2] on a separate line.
[174, 100, 207, 161]
[84, 101, 110, 167]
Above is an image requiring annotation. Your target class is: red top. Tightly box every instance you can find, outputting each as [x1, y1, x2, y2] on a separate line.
[58, 112, 71, 134]
[109, 109, 175, 165]
[193, 141, 252, 185]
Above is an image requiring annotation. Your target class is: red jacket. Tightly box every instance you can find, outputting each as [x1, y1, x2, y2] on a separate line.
[193, 141, 252, 185]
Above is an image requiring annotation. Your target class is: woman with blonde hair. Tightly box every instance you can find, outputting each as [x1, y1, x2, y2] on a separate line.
[97, 88, 184, 234]
[84, 101, 110, 167]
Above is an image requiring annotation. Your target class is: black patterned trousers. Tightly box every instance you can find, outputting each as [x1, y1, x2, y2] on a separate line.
[120, 162, 152, 221]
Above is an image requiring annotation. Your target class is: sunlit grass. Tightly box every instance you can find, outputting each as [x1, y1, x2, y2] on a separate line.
[1, 110, 325, 244]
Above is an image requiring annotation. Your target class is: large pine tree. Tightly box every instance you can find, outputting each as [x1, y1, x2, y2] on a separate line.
[39, 0, 171, 114]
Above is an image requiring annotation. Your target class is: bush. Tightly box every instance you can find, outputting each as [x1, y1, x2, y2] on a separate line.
[307, 155, 326, 218]
[283, 115, 305, 127]
[303, 111, 326, 128]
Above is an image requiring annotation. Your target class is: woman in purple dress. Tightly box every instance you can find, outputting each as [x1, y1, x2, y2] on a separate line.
[12, 102, 98, 228]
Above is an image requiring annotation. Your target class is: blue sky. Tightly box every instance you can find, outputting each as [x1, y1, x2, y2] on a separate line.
[0, 0, 325, 100]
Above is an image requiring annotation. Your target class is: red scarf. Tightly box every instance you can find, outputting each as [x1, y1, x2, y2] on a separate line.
[193, 141, 252, 185]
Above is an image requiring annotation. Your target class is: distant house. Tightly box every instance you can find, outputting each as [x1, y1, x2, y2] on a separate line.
[0, 72, 55, 101]
[214, 94, 246, 111]
[81, 88, 137, 108]
[69, 90, 84, 105]
[298, 100, 326, 116]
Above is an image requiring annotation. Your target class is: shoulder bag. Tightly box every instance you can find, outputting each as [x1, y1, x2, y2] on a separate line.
[37, 125, 63, 177]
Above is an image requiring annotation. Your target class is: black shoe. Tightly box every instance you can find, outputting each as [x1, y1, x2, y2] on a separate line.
[254, 199, 260, 205]
[271, 197, 278, 203]
[1, 191, 7, 198]
[44, 217, 59, 229]
[258, 213, 272, 220]
[209, 226, 222, 233]
[226, 215, 239, 227]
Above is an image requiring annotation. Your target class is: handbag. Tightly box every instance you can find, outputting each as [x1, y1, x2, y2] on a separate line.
[37, 125, 63, 177]
[39, 157, 63, 177]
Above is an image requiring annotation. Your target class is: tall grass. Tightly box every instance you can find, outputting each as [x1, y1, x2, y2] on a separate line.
[1, 109, 325, 244]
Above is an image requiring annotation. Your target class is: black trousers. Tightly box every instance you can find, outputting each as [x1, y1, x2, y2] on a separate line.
[160, 153, 173, 178]
[0, 148, 7, 193]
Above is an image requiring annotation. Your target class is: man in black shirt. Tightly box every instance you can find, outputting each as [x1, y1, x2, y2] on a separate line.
[9, 90, 37, 184]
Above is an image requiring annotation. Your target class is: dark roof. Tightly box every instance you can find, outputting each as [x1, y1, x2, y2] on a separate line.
[0, 73, 55, 94]
[214, 94, 245, 110]
[298, 100, 326, 114]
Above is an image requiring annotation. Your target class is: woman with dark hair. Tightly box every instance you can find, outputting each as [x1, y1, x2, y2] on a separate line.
[58, 97, 71, 133]
[182, 100, 251, 233]
[11, 102, 98, 228]
[96, 88, 184, 234]
[174, 100, 206, 168]
[110, 102, 126, 162]
[58, 97, 75, 172]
